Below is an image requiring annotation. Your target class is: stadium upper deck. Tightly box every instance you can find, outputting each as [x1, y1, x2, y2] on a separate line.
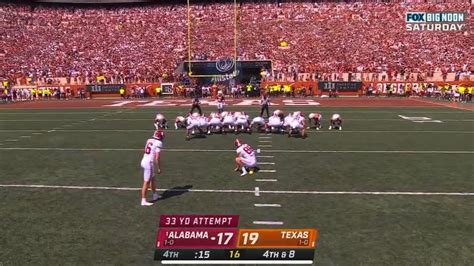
[0, 1, 472, 84]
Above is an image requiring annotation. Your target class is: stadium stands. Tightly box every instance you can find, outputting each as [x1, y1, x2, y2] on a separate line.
[0, 1, 472, 84]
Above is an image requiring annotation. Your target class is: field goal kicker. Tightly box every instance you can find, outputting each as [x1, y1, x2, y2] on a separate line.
[186, 0, 238, 78]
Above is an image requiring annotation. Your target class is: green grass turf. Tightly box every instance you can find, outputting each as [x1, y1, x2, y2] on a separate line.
[0, 106, 473, 265]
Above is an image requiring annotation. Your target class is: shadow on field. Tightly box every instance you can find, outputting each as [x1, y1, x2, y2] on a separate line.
[156, 185, 193, 201]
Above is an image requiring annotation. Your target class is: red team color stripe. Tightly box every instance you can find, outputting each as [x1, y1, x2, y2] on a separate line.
[159, 214, 239, 227]
[156, 228, 239, 249]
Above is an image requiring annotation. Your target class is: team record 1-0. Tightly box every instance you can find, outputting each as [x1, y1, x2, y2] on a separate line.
[154, 214, 318, 264]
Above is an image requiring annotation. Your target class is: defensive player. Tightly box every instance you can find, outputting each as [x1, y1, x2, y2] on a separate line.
[140, 130, 164, 206]
[234, 139, 258, 176]
[289, 111, 307, 138]
[174, 115, 186, 129]
[216, 91, 225, 114]
[154, 113, 168, 129]
[308, 113, 322, 130]
[329, 114, 342, 130]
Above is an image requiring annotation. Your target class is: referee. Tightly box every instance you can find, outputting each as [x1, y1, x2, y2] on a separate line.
[190, 96, 202, 115]
[260, 93, 270, 118]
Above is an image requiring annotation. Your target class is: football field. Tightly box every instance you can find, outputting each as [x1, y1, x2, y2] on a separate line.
[0, 105, 473, 265]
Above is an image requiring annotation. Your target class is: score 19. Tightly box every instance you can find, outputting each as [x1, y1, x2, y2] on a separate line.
[241, 232, 260, 245]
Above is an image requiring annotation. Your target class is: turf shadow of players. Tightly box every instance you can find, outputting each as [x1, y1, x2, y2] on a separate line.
[155, 185, 193, 201]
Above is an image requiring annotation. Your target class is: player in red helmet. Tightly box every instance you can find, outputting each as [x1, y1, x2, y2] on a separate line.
[139, 130, 164, 206]
[234, 139, 258, 176]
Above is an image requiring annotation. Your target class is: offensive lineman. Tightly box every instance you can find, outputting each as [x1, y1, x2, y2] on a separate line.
[140, 130, 164, 206]
[329, 114, 343, 130]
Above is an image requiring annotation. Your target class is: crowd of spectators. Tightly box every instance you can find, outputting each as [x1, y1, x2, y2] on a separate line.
[0, 1, 472, 84]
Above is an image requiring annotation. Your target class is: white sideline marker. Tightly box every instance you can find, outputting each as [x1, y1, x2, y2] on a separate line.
[5, 139, 18, 142]
[254, 187, 260, 197]
[256, 179, 278, 182]
[254, 204, 281, 207]
[31, 133, 42, 135]
[258, 162, 275, 165]
[47, 130, 56, 133]
[20, 136, 31, 138]
[258, 145, 272, 148]
[253, 221, 284, 225]
[257, 155, 274, 158]
[258, 141, 272, 143]
[258, 136, 272, 139]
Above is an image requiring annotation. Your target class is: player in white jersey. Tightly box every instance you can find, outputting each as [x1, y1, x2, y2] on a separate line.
[174, 116, 186, 129]
[140, 130, 164, 206]
[186, 112, 202, 140]
[198, 115, 210, 134]
[250, 116, 266, 133]
[289, 111, 307, 138]
[308, 113, 322, 130]
[235, 112, 250, 134]
[234, 139, 258, 176]
[154, 113, 168, 129]
[267, 113, 284, 133]
[283, 112, 294, 131]
[329, 114, 342, 130]
[208, 112, 223, 134]
[222, 111, 235, 134]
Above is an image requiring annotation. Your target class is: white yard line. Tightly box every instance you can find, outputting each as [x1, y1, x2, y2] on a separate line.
[257, 145, 272, 148]
[5, 139, 18, 142]
[258, 136, 272, 139]
[257, 155, 274, 158]
[258, 162, 275, 165]
[0, 184, 473, 196]
[259, 170, 277, 173]
[254, 204, 281, 207]
[258, 141, 272, 143]
[255, 179, 278, 182]
[19, 136, 31, 138]
[0, 147, 472, 154]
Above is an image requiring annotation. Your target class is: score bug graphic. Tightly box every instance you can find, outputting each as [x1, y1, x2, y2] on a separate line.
[237, 229, 318, 249]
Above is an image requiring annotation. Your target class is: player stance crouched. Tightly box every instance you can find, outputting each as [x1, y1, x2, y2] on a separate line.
[267, 112, 284, 133]
[234, 139, 258, 176]
[234, 112, 251, 134]
[289, 111, 307, 138]
[208, 112, 223, 134]
[186, 113, 202, 140]
[250, 116, 266, 133]
[140, 130, 164, 206]
[329, 114, 342, 130]
[308, 113, 322, 130]
[221, 111, 235, 134]
[154, 113, 168, 129]
[174, 116, 186, 129]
